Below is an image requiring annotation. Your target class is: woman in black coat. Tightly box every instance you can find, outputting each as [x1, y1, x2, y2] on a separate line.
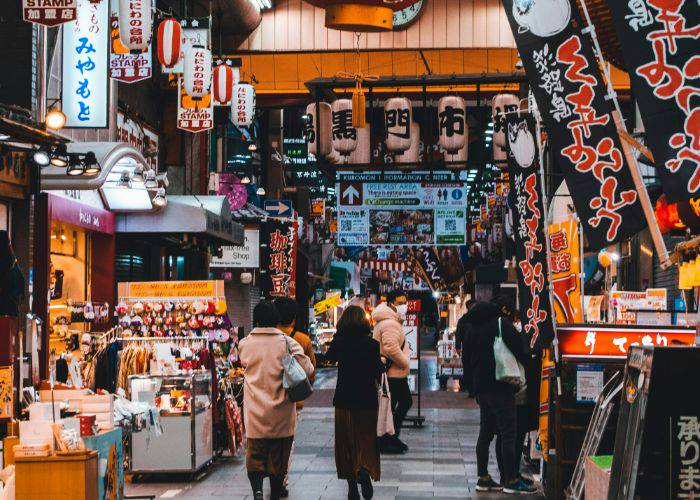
[326, 305, 384, 500]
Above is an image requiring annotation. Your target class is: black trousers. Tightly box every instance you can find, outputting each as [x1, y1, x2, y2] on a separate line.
[388, 377, 412, 437]
[476, 390, 518, 483]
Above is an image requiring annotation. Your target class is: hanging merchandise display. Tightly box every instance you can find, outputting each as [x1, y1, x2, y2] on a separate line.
[501, 0, 648, 249]
[506, 113, 555, 350]
[213, 62, 236, 106]
[117, 0, 152, 53]
[109, 4, 152, 84]
[260, 219, 298, 299]
[23, 0, 76, 26]
[331, 99, 357, 156]
[438, 95, 467, 154]
[157, 18, 182, 68]
[231, 83, 256, 127]
[395, 121, 420, 163]
[608, 0, 699, 203]
[492, 94, 519, 161]
[183, 44, 212, 100]
[384, 97, 412, 153]
[305, 102, 332, 157]
[177, 77, 213, 133]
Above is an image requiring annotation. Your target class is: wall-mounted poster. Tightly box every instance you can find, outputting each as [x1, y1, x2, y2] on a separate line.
[0, 366, 13, 419]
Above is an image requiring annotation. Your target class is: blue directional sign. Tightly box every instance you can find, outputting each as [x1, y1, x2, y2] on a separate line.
[264, 199, 294, 217]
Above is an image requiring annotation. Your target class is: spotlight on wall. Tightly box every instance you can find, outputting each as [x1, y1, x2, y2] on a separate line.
[45, 107, 67, 131]
[152, 187, 167, 207]
[66, 158, 84, 176]
[248, 143, 257, 151]
[83, 152, 101, 175]
[144, 170, 158, 189]
[131, 166, 145, 182]
[50, 144, 69, 167]
[33, 150, 51, 166]
[117, 171, 131, 188]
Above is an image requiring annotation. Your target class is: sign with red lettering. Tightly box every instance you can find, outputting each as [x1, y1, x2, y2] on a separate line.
[23, 0, 76, 27]
[507, 114, 555, 350]
[501, 0, 647, 248]
[177, 77, 213, 133]
[260, 220, 298, 299]
[109, 14, 152, 84]
[608, 0, 699, 203]
[558, 325, 695, 358]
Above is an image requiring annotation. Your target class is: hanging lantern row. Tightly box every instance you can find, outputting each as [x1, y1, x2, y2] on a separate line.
[183, 44, 212, 100]
[491, 93, 520, 161]
[232, 84, 256, 127]
[213, 63, 237, 105]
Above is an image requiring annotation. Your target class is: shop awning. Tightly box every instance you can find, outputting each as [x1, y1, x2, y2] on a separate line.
[115, 195, 245, 246]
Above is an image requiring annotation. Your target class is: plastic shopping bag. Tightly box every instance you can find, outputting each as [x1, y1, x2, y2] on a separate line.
[377, 373, 395, 437]
[282, 336, 313, 402]
[494, 318, 526, 387]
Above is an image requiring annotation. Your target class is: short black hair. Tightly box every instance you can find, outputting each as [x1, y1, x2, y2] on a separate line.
[253, 300, 280, 328]
[386, 289, 406, 304]
[492, 295, 516, 320]
[274, 297, 297, 326]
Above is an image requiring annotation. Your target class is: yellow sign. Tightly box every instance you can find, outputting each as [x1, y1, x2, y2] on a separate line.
[119, 280, 223, 299]
[548, 219, 583, 323]
[314, 293, 342, 316]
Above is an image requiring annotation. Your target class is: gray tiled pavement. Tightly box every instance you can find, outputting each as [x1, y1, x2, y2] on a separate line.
[124, 406, 545, 499]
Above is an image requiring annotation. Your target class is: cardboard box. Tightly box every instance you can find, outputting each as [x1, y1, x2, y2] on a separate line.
[585, 455, 612, 500]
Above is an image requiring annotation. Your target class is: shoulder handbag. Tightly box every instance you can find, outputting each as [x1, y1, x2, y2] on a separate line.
[282, 335, 313, 402]
[493, 318, 526, 387]
[376, 372, 395, 437]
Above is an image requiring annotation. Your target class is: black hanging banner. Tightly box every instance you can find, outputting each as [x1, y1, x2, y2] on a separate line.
[411, 247, 443, 291]
[506, 114, 555, 350]
[500, 0, 647, 249]
[260, 219, 298, 299]
[608, 0, 699, 203]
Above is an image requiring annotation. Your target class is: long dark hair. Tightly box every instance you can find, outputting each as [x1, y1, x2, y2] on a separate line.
[336, 305, 371, 337]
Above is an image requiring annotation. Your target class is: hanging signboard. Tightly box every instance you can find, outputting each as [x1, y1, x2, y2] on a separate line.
[608, 0, 699, 203]
[177, 77, 213, 133]
[506, 114, 555, 350]
[260, 220, 298, 299]
[500, 0, 647, 249]
[313, 293, 342, 316]
[61, 0, 109, 128]
[549, 219, 582, 323]
[117, 280, 224, 299]
[109, 12, 152, 84]
[336, 182, 467, 246]
[23, 0, 76, 27]
[116, 111, 158, 171]
[162, 17, 210, 74]
[411, 247, 443, 291]
[210, 229, 260, 268]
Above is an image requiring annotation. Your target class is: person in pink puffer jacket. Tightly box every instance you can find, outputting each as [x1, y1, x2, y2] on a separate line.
[372, 289, 412, 454]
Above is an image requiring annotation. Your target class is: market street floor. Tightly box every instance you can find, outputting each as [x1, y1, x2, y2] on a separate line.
[125, 360, 546, 500]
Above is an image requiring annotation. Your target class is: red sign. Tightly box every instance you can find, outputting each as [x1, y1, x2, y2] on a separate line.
[558, 325, 696, 359]
[110, 15, 152, 84]
[49, 194, 115, 234]
[23, 0, 76, 27]
[407, 299, 421, 313]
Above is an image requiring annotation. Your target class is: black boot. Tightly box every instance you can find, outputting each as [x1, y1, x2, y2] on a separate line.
[358, 469, 373, 499]
[347, 479, 360, 500]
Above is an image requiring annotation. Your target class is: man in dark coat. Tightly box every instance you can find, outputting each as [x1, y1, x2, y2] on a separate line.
[454, 300, 477, 395]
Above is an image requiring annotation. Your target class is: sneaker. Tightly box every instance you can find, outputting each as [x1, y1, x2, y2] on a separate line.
[475, 477, 503, 492]
[503, 479, 538, 494]
[392, 435, 409, 452]
[519, 475, 534, 486]
[279, 485, 289, 498]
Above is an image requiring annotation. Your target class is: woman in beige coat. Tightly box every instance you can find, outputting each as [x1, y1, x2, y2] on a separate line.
[239, 301, 314, 500]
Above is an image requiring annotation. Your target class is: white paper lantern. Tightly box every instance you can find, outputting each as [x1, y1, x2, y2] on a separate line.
[384, 97, 412, 153]
[183, 45, 212, 99]
[118, 0, 153, 53]
[327, 148, 342, 164]
[492, 94, 520, 160]
[331, 99, 357, 156]
[305, 102, 332, 158]
[395, 122, 420, 163]
[438, 95, 467, 154]
[231, 83, 256, 127]
[349, 124, 371, 164]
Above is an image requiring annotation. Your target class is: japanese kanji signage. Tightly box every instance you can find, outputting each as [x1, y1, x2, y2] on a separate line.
[506, 114, 555, 350]
[62, 0, 109, 128]
[177, 77, 213, 133]
[23, 0, 76, 27]
[501, 0, 647, 248]
[109, 13, 152, 84]
[260, 220, 298, 299]
[548, 219, 582, 323]
[410, 247, 443, 291]
[608, 0, 699, 203]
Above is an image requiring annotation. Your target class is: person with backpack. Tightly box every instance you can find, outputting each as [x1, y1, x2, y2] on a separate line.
[239, 301, 314, 500]
[465, 297, 536, 495]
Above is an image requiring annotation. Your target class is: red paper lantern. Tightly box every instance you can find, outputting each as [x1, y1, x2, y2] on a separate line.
[157, 18, 182, 68]
[213, 63, 235, 105]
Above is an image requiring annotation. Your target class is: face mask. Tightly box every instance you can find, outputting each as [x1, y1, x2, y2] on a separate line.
[514, 322, 523, 333]
[395, 303, 408, 318]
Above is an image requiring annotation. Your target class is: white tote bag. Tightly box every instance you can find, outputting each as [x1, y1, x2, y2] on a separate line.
[377, 372, 395, 437]
[494, 318, 526, 387]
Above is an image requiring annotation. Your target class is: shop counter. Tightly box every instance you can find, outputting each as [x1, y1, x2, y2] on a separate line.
[15, 450, 98, 500]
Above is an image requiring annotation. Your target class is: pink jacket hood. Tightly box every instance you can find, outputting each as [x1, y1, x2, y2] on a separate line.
[372, 302, 410, 378]
[372, 302, 401, 324]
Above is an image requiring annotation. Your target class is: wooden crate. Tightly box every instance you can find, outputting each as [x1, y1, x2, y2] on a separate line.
[15, 451, 98, 500]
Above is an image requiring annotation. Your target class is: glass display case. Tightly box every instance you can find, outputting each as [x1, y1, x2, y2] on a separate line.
[128, 372, 213, 476]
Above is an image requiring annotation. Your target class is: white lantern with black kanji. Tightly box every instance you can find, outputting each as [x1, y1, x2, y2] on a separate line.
[350, 124, 371, 164]
[445, 143, 467, 165]
[213, 63, 236, 105]
[232, 83, 256, 127]
[492, 94, 519, 160]
[183, 45, 212, 100]
[157, 18, 182, 68]
[395, 122, 420, 163]
[118, 0, 153, 53]
[331, 99, 357, 156]
[438, 95, 467, 154]
[384, 97, 412, 153]
[305, 102, 332, 158]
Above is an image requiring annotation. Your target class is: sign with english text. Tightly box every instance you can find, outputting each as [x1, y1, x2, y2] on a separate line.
[23, 0, 76, 27]
[210, 229, 260, 268]
[500, 0, 647, 248]
[177, 77, 213, 133]
[109, 13, 152, 84]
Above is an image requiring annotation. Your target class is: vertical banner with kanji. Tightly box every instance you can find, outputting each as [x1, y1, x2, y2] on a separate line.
[548, 219, 583, 323]
[506, 114, 555, 350]
[500, 0, 647, 249]
[260, 220, 298, 299]
[608, 0, 699, 203]
[410, 247, 443, 291]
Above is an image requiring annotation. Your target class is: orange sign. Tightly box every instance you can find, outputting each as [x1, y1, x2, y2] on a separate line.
[548, 219, 582, 323]
[118, 280, 223, 299]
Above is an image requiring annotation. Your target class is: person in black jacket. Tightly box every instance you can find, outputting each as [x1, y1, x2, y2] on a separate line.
[0, 230, 24, 317]
[465, 299, 536, 495]
[326, 305, 384, 500]
[454, 299, 477, 395]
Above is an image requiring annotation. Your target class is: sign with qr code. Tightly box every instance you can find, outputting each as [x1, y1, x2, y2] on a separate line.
[336, 181, 467, 246]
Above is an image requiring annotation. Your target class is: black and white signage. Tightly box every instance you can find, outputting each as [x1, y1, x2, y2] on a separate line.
[210, 229, 259, 268]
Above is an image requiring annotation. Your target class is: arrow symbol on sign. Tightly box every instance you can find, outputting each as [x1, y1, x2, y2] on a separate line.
[343, 185, 360, 204]
[267, 201, 290, 213]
